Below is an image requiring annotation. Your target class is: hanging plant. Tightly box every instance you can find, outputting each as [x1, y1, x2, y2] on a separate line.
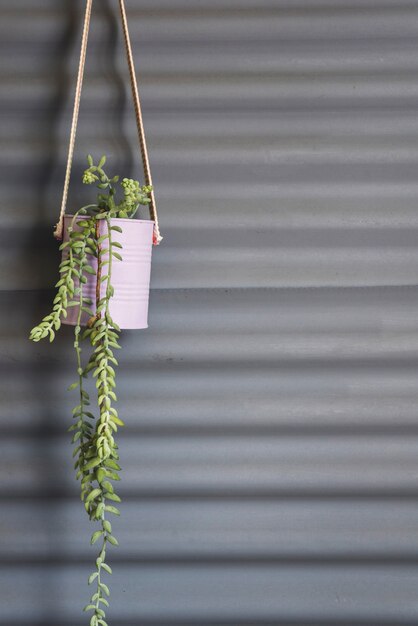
[30, 155, 155, 624]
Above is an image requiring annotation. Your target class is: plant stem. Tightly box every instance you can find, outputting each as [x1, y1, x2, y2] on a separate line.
[95, 220, 102, 319]
[94, 498, 108, 617]
[72, 228, 94, 500]
[85, 216, 121, 625]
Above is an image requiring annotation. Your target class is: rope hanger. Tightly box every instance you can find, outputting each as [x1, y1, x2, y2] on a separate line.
[54, 0, 162, 245]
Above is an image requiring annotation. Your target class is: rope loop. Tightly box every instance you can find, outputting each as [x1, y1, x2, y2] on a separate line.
[54, 0, 162, 245]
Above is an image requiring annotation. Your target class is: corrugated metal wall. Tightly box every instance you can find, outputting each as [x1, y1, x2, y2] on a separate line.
[1, 0, 418, 624]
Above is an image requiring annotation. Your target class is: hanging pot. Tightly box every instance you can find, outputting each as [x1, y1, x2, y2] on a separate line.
[62, 214, 154, 330]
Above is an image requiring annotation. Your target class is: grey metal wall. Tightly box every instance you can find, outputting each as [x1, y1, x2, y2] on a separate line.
[1, 0, 418, 624]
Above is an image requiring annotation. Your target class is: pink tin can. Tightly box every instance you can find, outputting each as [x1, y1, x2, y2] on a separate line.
[62, 215, 154, 330]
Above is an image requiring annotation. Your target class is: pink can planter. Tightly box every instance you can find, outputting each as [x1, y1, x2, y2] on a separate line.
[62, 215, 154, 330]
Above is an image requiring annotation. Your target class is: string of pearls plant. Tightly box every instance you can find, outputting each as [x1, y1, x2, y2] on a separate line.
[30, 155, 152, 626]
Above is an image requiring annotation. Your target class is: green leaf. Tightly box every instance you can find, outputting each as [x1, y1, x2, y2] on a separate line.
[88, 572, 98, 585]
[107, 534, 119, 546]
[71, 431, 81, 443]
[84, 457, 102, 471]
[83, 604, 96, 612]
[67, 381, 79, 391]
[105, 505, 120, 516]
[86, 488, 102, 504]
[112, 251, 123, 261]
[91, 530, 104, 545]
[96, 501, 105, 518]
[97, 468, 107, 483]
[100, 582, 110, 597]
[99, 155, 107, 168]
[87, 154, 93, 167]
[111, 416, 125, 427]
[101, 562, 113, 574]
[106, 471, 121, 482]
[106, 492, 121, 503]
[103, 520, 112, 533]
[105, 459, 121, 471]
[111, 225, 123, 233]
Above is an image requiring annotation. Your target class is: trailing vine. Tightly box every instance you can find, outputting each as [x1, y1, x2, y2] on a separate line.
[30, 155, 152, 625]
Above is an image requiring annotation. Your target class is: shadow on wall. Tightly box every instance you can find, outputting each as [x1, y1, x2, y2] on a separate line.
[40, 0, 133, 226]
[26, 0, 136, 618]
